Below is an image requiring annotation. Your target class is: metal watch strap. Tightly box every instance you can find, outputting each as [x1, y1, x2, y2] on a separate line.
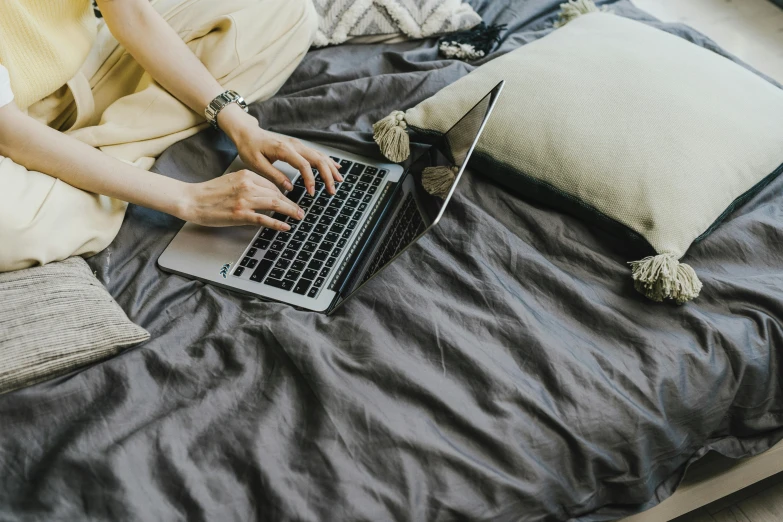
[205, 90, 248, 130]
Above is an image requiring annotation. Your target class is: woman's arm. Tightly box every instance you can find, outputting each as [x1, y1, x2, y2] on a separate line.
[0, 102, 303, 231]
[95, 0, 342, 197]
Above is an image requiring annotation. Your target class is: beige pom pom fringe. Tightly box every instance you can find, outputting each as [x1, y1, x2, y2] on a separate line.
[629, 253, 702, 304]
[422, 166, 460, 198]
[373, 111, 411, 163]
[554, 0, 609, 28]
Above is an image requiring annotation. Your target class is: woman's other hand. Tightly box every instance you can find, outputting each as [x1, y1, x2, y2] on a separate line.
[179, 169, 303, 230]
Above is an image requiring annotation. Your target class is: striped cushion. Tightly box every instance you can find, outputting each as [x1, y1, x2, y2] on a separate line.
[0, 257, 149, 394]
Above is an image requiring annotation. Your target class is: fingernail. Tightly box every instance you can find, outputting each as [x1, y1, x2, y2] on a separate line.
[298, 209, 304, 219]
[285, 181, 293, 190]
[309, 187, 315, 196]
[282, 223, 291, 231]
[336, 174, 344, 182]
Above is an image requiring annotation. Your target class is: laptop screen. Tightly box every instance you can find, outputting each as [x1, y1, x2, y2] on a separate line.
[331, 81, 504, 311]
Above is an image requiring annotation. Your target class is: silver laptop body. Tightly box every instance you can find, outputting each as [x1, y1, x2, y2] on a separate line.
[158, 81, 504, 315]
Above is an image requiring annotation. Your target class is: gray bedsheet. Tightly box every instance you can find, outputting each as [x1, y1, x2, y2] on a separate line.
[3, 1, 783, 521]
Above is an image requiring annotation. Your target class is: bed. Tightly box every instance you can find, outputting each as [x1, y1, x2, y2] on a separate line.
[2, 1, 783, 520]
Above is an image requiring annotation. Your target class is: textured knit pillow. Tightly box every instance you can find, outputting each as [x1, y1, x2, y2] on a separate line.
[373, 3, 783, 304]
[0, 257, 149, 394]
[311, 0, 481, 47]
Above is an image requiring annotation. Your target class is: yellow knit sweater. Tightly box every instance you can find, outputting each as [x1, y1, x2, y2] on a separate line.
[0, 0, 97, 110]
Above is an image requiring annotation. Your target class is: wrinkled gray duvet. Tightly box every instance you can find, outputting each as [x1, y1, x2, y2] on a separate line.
[3, 1, 783, 521]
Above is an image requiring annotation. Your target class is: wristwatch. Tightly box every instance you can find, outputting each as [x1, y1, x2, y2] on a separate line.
[205, 90, 248, 130]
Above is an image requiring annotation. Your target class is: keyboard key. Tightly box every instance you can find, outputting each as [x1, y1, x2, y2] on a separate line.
[270, 268, 285, 280]
[372, 177, 381, 186]
[319, 216, 333, 226]
[321, 241, 335, 252]
[264, 250, 280, 261]
[281, 250, 297, 261]
[284, 270, 300, 281]
[335, 215, 349, 225]
[233, 266, 245, 277]
[253, 239, 270, 250]
[292, 260, 306, 271]
[348, 220, 358, 230]
[325, 258, 336, 268]
[334, 192, 348, 201]
[260, 229, 277, 240]
[337, 239, 347, 248]
[358, 203, 368, 212]
[360, 175, 373, 184]
[309, 233, 323, 244]
[342, 229, 351, 239]
[363, 195, 372, 203]
[271, 241, 285, 251]
[365, 166, 378, 175]
[303, 242, 318, 253]
[286, 186, 305, 204]
[294, 231, 308, 242]
[308, 259, 323, 270]
[272, 212, 288, 222]
[249, 260, 273, 282]
[300, 197, 314, 209]
[247, 247, 258, 257]
[240, 257, 251, 267]
[332, 248, 342, 257]
[332, 224, 345, 234]
[324, 207, 338, 217]
[338, 160, 353, 174]
[350, 163, 365, 175]
[300, 223, 313, 232]
[303, 269, 318, 280]
[304, 214, 318, 224]
[320, 267, 330, 277]
[314, 224, 329, 235]
[289, 240, 303, 251]
[345, 174, 359, 184]
[326, 232, 340, 243]
[311, 205, 325, 215]
[330, 156, 340, 162]
[277, 232, 292, 241]
[296, 251, 312, 262]
[354, 211, 364, 220]
[294, 278, 312, 296]
[247, 259, 258, 269]
[295, 177, 305, 187]
[308, 287, 319, 298]
[314, 251, 328, 262]
[316, 196, 330, 207]
[368, 186, 378, 194]
[379, 169, 389, 177]
[265, 278, 293, 291]
[275, 259, 291, 269]
[314, 277, 325, 288]
[346, 198, 359, 208]
[315, 181, 325, 192]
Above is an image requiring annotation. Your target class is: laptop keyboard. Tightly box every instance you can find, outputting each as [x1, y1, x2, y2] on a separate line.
[231, 157, 388, 299]
[362, 193, 426, 283]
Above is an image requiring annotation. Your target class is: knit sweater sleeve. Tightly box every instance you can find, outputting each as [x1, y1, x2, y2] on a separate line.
[0, 64, 13, 108]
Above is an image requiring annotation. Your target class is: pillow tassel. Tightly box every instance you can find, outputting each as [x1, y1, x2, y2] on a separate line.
[373, 111, 411, 163]
[422, 166, 459, 198]
[554, 0, 608, 28]
[629, 253, 702, 304]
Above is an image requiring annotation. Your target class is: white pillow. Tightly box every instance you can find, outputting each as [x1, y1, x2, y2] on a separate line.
[311, 0, 481, 47]
[373, 5, 783, 304]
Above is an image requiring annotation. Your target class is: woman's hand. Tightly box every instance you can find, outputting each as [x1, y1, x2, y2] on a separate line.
[178, 169, 304, 230]
[218, 105, 343, 196]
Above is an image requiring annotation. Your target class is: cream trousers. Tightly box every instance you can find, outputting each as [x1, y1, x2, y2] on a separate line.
[0, 0, 317, 272]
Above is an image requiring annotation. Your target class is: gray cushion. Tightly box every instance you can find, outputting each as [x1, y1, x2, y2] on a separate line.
[0, 257, 149, 394]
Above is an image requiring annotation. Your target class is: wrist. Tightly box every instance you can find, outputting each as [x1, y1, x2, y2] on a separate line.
[217, 103, 258, 142]
[171, 180, 197, 222]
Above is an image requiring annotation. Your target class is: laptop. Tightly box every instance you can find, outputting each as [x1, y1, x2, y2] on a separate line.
[158, 81, 504, 315]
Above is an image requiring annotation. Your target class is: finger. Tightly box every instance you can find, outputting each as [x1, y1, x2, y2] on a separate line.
[250, 155, 293, 192]
[244, 169, 282, 193]
[250, 194, 304, 221]
[276, 142, 315, 196]
[299, 147, 336, 195]
[242, 211, 292, 231]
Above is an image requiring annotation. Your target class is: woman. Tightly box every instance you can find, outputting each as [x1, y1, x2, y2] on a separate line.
[0, 0, 342, 272]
